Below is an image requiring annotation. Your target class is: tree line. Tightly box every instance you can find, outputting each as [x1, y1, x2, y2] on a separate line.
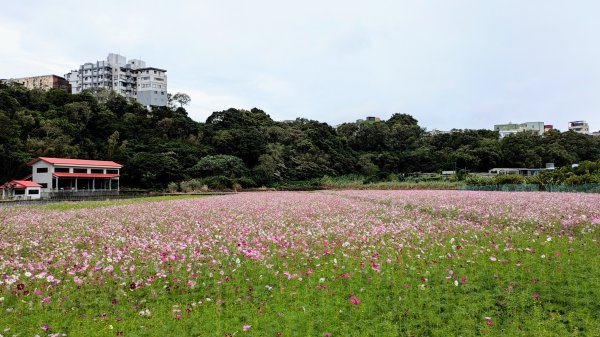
[1, 84, 600, 189]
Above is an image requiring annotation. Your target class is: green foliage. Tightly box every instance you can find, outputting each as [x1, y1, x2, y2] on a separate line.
[235, 176, 257, 188]
[494, 174, 526, 185]
[203, 175, 234, 190]
[125, 152, 183, 189]
[167, 182, 179, 192]
[188, 154, 247, 179]
[1, 85, 600, 189]
[179, 179, 208, 192]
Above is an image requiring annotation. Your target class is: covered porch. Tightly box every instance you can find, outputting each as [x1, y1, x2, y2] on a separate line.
[51, 173, 120, 192]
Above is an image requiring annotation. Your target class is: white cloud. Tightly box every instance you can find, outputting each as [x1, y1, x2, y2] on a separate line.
[169, 87, 249, 123]
[1, 1, 600, 131]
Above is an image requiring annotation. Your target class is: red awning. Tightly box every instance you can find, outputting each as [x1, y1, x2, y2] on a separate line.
[52, 173, 119, 179]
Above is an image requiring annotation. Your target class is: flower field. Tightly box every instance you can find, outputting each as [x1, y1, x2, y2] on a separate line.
[1, 191, 599, 336]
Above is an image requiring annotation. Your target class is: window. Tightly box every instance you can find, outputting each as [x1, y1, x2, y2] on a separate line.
[36, 167, 48, 173]
[73, 168, 88, 174]
[106, 169, 119, 174]
[39, 183, 48, 188]
[28, 189, 40, 195]
[14, 189, 25, 195]
[91, 169, 104, 174]
[55, 167, 69, 173]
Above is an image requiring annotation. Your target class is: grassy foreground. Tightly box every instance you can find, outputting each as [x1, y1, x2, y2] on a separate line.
[38, 195, 210, 211]
[0, 190, 599, 336]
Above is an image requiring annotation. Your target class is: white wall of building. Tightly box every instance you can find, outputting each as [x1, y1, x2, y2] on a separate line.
[25, 187, 41, 200]
[31, 161, 53, 192]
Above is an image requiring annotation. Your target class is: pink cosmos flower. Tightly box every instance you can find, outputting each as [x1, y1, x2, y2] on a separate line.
[243, 325, 251, 331]
[460, 277, 467, 284]
[485, 317, 493, 326]
[533, 293, 539, 299]
[324, 333, 332, 337]
[349, 296, 360, 305]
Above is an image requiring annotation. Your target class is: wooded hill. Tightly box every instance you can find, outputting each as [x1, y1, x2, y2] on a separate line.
[2, 84, 600, 189]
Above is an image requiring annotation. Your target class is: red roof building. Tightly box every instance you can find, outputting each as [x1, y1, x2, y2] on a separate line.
[26, 157, 122, 195]
[0, 180, 43, 200]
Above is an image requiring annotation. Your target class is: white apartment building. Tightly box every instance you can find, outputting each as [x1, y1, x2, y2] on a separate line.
[65, 53, 167, 106]
[568, 121, 589, 134]
[493, 122, 545, 138]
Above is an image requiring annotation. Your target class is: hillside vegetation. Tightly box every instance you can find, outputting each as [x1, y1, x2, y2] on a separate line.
[2, 84, 600, 189]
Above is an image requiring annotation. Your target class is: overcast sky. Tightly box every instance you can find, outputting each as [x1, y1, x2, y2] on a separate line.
[1, 0, 599, 132]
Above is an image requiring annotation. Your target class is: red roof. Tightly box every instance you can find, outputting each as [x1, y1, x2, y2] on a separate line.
[52, 173, 119, 179]
[27, 157, 122, 168]
[1, 180, 42, 189]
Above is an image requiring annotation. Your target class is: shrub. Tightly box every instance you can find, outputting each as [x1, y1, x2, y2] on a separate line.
[235, 176, 257, 188]
[464, 175, 495, 186]
[203, 176, 233, 190]
[167, 182, 179, 193]
[179, 179, 207, 192]
[494, 174, 526, 185]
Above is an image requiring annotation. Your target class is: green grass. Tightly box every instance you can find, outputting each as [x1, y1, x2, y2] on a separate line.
[320, 175, 460, 190]
[39, 194, 210, 210]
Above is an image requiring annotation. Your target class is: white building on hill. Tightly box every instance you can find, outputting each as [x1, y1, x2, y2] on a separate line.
[65, 53, 167, 107]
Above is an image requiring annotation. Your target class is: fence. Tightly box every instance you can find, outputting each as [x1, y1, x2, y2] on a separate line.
[43, 189, 120, 200]
[459, 183, 600, 193]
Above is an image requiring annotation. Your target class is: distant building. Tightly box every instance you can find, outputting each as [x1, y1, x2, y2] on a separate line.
[65, 53, 167, 106]
[493, 122, 544, 138]
[544, 124, 554, 132]
[568, 121, 589, 134]
[1, 75, 71, 92]
[356, 116, 381, 124]
[488, 168, 545, 176]
[0, 180, 42, 200]
[591, 131, 600, 137]
[427, 129, 450, 135]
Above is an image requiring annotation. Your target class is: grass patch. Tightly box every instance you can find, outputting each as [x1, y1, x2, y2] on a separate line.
[39, 194, 211, 210]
